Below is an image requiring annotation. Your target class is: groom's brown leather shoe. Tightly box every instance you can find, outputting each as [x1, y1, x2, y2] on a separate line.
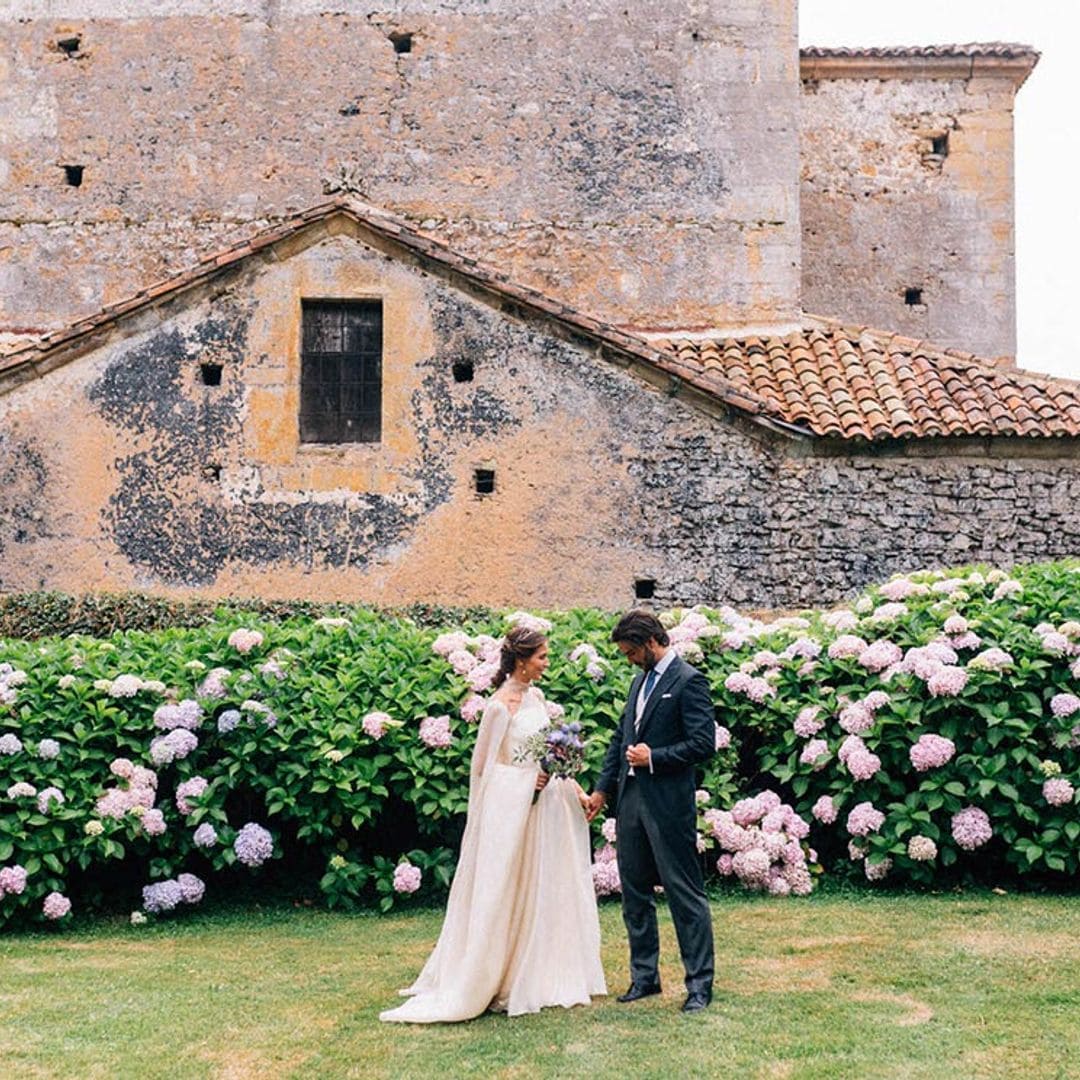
[681, 990, 711, 1013]
[617, 983, 661, 1003]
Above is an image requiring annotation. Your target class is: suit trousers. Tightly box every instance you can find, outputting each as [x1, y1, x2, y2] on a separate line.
[616, 777, 714, 994]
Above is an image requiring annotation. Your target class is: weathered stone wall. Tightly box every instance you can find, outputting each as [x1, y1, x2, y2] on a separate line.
[800, 68, 1023, 362]
[0, 0, 800, 345]
[2, 227, 1078, 610]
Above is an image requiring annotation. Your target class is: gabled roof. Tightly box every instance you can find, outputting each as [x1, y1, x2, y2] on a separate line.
[0, 198, 771, 425]
[663, 320, 1080, 441]
[3, 199, 1078, 443]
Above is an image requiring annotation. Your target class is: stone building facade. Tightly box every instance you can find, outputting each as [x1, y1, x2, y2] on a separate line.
[2, 203, 1078, 610]
[0, 5, 1075, 610]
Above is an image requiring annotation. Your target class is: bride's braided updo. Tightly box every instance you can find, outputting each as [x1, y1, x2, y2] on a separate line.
[492, 626, 547, 689]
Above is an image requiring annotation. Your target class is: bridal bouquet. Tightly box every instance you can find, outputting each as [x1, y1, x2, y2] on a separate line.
[514, 720, 587, 778]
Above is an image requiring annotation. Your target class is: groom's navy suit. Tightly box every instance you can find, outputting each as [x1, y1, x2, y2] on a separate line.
[596, 652, 716, 996]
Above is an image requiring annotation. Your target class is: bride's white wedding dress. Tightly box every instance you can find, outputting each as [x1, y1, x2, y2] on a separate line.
[379, 685, 606, 1023]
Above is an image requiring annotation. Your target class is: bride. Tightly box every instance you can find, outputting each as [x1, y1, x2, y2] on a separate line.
[380, 625, 607, 1022]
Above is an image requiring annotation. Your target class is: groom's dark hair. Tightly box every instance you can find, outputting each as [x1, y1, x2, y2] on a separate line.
[611, 609, 670, 648]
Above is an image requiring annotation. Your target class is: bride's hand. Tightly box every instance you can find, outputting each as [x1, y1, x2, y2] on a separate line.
[534, 771, 549, 792]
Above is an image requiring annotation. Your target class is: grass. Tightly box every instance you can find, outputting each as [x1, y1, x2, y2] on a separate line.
[2, 891, 1079, 1079]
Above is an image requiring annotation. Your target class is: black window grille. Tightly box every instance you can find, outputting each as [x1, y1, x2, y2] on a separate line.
[300, 300, 383, 443]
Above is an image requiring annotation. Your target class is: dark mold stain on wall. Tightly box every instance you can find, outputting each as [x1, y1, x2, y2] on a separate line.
[0, 434, 50, 585]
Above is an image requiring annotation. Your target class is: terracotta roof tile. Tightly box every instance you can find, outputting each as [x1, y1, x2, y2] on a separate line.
[658, 320, 1080, 441]
[801, 43, 1039, 60]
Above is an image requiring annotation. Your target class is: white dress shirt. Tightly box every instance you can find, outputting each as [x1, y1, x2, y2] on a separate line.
[629, 647, 677, 775]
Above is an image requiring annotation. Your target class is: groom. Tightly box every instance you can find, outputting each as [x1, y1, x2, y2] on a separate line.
[586, 610, 716, 1013]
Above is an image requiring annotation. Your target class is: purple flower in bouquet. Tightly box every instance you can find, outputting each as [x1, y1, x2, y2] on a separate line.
[514, 720, 587, 778]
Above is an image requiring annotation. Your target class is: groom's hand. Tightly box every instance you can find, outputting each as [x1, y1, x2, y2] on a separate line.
[584, 791, 606, 821]
[626, 743, 652, 769]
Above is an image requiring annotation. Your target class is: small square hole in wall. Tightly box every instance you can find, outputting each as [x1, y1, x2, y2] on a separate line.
[389, 31, 413, 54]
[200, 362, 223, 387]
[57, 36, 81, 56]
[62, 164, 84, 187]
[904, 287, 923, 307]
[452, 360, 474, 383]
[474, 468, 495, 495]
[202, 464, 222, 482]
[634, 578, 656, 600]
[931, 133, 949, 158]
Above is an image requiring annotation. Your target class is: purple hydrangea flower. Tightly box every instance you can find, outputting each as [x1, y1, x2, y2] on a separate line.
[909, 733, 956, 772]
[234, 822, 274, 867]
[418, 715, 452, 749]
[811, 795, 837, 824]
[175, 776, 209, 815]
[193, 822, 218, 848]
[1043, 778, 1075, 806]
[393, 861, 422, 894]
[142, 879, 184, 913]
[177, 873, 205, 904]
[1051, 693, 1080, 719]
[217, 709, 242, 733]
[0, 865, 28, 895]
[37, 738, 60, 760]
[951, 807, 993, 851]
[847, 801, 885, 837]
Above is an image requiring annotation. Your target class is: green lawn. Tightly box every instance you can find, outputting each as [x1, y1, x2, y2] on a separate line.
[2, 892, 1078, 1079]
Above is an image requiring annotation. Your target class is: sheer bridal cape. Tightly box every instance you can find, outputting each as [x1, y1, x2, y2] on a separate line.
[379, 687, 606, 1023]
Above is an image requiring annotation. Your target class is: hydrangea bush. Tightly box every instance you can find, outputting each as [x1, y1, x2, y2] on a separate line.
[1, 561, 1078, 928]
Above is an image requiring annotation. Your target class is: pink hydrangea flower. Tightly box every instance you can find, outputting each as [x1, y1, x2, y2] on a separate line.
[846, 750, 882, 781]
[1041, 632, 1071, 656]
[828, 635, 867, 660]
[419, 715, 452, 749]
[880, 578, 926, 601]
[545, 701, 565, 721]
[601, 818, 617, 844]
[732, 847, 771, 885]
[714, 724, 732, 750]
[731, 797, 766, 827]
[838, 734, 867, 764]
[951, 807, 992, 850]
[838, 702, 875, 735]
[907, 835, 938, 861]
[793, 706, 823, 738]
[724, 672, 752, 694]
[968, 648, 1014, 672]
[461, 696, 486, 723]
[592, 857, 621, 896]
[175, 776, 209, 814]
[846, 801, 885, 837]
[799, 739, 830, 769]
[141, 808, 166, 836]
[811, 795, 837, 824]
[466, 662, 498, 693]
[848, 840, 866, 861]
[392, 861, 422, 894]
[43, 891, 72, 919]
[447, 649, 477, 675]
[909, 733, 956, 772]
[0, 865, 28, 895]
[362, 712, 390, 739]
[432, 631, 470, 658]
[864, 857, 892, 882]
[943, 615, 969, 635]
[227, 628, 264, 654]
[1043, 778, 1075, 806]
[927, 665, 969, 697]
[823, 610, 859, 631]
[1050, 693, 1080, 719]
[716, 853, 734, 876]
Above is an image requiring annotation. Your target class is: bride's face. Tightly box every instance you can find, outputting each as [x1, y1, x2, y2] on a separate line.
[521, 642, 550, 682]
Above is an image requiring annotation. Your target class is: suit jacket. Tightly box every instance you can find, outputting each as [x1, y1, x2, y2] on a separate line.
[596, 654, 716, 829]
